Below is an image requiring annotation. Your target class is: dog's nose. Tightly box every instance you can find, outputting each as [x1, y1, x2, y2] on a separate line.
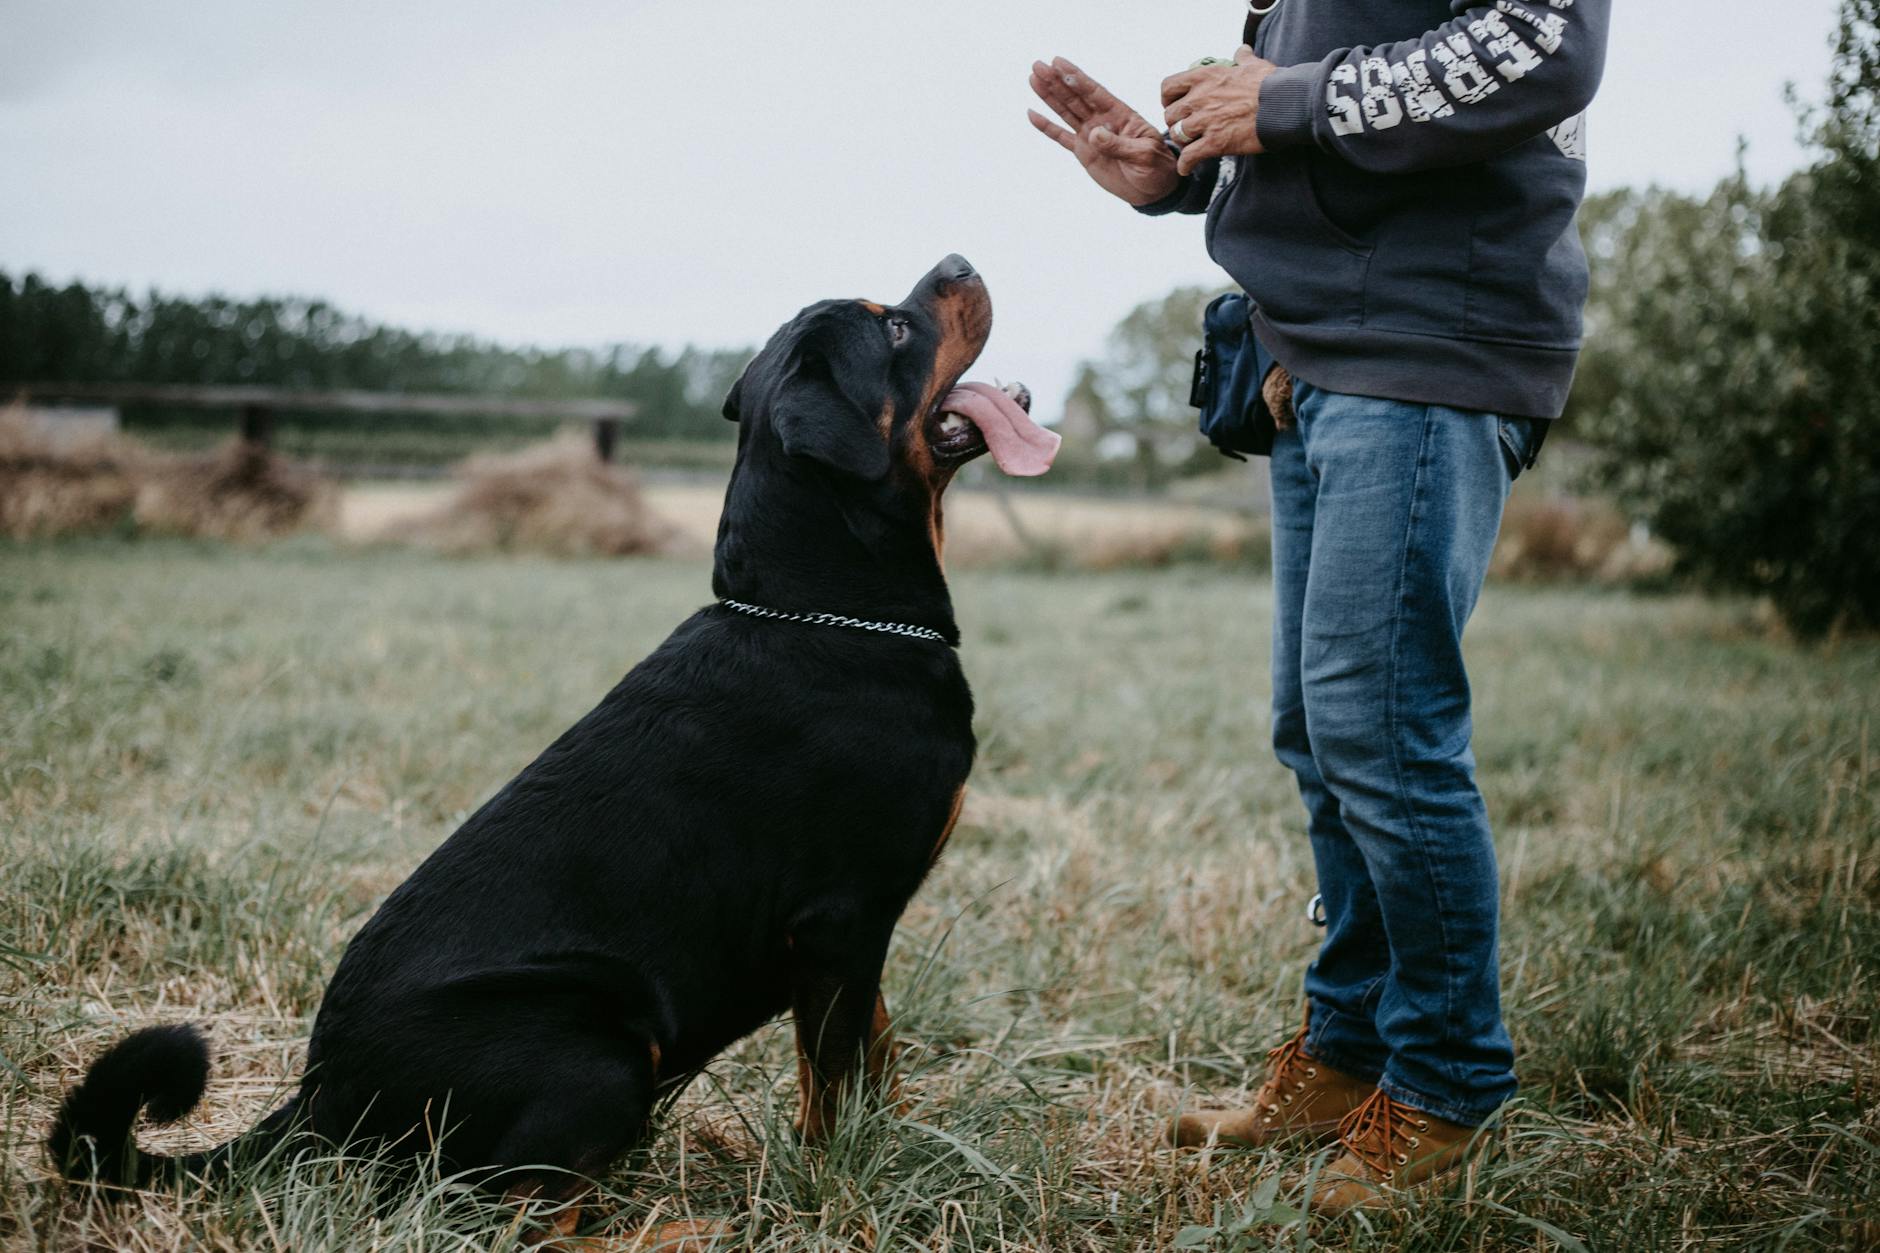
[906, 254, 988, 309]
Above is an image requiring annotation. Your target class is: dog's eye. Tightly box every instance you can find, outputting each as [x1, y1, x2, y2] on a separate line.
[887, 317, 911, 347]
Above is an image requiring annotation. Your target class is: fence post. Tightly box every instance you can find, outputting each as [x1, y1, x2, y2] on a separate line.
[238, 403, 274, 447]
[593, 417, 619, 463]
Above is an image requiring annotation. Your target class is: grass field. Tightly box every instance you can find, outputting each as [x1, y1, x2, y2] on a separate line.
[1, 541, 1876, 1250]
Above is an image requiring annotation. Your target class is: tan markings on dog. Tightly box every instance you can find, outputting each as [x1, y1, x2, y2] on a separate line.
[930, 785, 966, 866]
[904, 280, 993, 497]
[648, 1040, 662, 1080]
[516, 1191, 732, 1252]
[895, 418, 947, 567]
[858, 301, 886, 316]
[793, 1038, 827, 1141]
[936, 289, 990, 387]
[900, 408, 936, 478]
[864, 992, 901, 1096]
[536, 1205, 733, 1252]
[876, 399, 896, 442]
[929, 498, 946, 570]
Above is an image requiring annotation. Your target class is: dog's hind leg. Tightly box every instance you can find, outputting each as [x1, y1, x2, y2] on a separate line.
[495, 1039, 736, 1249]
[492, 1036, 657, 1244]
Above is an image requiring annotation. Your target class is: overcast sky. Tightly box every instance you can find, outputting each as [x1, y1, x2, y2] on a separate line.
[0, 0, 1844, 420]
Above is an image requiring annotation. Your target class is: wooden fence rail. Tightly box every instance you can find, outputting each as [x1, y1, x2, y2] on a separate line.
[9, 382, 638, 462]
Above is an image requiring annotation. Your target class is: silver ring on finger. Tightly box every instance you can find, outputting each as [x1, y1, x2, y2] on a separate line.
[1171, 118, 1193, 146]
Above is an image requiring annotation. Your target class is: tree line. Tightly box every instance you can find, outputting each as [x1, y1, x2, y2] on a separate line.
[0, 274, 750, 444]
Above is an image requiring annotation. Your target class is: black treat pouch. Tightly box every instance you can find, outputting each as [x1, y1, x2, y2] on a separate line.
[1190, 292, 1277, 460]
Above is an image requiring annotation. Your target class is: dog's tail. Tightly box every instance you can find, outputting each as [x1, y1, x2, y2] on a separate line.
[48, 1025, 300, 1189]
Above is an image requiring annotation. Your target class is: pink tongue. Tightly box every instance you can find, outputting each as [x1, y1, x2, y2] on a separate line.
[941, 382, 1062, 477]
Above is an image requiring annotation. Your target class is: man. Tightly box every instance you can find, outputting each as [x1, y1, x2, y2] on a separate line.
[1028, 0, 1609, 1215]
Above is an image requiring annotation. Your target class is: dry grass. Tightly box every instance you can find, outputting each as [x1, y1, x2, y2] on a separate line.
[343, 478, 1264, 570]
[3, 543, 1875, 1250]
[0, 407, 332, 542]
[392, 435, 681, 557]
[134, 442, 337, 542]
[345, 470, 1662, 581]
[1491, 494, 1671, 584]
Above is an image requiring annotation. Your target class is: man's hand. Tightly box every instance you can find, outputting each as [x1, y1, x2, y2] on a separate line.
[1161, 45, 1278, 176]
[1028, 56, 1180, 208]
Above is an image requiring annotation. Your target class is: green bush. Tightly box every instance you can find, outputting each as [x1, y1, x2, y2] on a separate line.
[1570, 0, 1880, 636]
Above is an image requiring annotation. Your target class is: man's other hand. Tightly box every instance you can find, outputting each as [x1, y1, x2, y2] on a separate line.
[1162, 45, 1277, 176]
[1028, 56, 1180, 207]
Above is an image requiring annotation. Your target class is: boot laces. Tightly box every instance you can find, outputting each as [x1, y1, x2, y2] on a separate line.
[1336, 1089, 1429, 1177]
[1254, 1028, 1317, 1114]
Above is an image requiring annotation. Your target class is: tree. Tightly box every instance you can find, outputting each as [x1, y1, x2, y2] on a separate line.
[1571, 0, 1880, 636]
[1070, 285, 1230, 488]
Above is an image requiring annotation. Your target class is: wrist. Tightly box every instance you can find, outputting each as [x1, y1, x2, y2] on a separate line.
[1133, 172, 1191, 216]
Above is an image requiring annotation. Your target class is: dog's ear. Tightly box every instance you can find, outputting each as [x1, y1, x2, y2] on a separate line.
[770, 338, 891, 481]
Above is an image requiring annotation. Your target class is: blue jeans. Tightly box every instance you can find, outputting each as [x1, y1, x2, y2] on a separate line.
[1268, 380, 1539, 1128]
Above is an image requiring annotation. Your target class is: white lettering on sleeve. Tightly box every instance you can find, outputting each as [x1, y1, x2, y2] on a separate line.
[1327, 63, 1365, 136]
[1359, 56, 1405, 129]
[1325, 1, 1579, 137]
[1430, 32, 1501, 105]
[1391, 49, 1456, 123]
[1471, 11, 1544, 82]
[1499, 1, 1569, 54]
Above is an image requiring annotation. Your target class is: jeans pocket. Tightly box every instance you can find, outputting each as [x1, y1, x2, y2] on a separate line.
[1497, 417, 1547, 481]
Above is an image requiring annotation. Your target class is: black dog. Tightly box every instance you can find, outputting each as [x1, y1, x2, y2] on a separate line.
[49, 256, 1058, 1238]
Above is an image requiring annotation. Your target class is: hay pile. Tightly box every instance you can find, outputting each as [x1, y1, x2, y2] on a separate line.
[0, 407, 142, 538]
[0, 406, 333, 541]
[398, 434, 677, 557]
[136, 440, 337, 540]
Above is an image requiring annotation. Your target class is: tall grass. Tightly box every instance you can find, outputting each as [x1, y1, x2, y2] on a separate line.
[1, 542, 1874, 1249]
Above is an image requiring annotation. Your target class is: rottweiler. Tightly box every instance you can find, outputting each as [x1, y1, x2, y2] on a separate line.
[49, 255, 1060, 1242]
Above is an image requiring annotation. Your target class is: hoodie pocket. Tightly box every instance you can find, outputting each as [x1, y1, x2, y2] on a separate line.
[1301, 157, 1372, 258]
[1220, 153, 1372, 328]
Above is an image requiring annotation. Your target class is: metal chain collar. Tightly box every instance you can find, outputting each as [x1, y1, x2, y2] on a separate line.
[718, 598, 952, 645]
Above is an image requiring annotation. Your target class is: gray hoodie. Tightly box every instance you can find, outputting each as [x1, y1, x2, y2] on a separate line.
[1144, 0, 1610, 420]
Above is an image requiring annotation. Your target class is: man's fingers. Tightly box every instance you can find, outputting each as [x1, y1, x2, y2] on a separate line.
[1030, 65, 1091, 128]
[1037, 59, 1105, 124]
[1028, 110, 1077, 153]
[1169, 116, 1205, 149]
[1176, 133, 1225, 176]
[1161, 68, 1207, 107]
[1051, 57, 1127, 116]
[1165, 95, 1198, 128]
[1029, 66, 1078, 117]
[1233, 43, 1258, 65]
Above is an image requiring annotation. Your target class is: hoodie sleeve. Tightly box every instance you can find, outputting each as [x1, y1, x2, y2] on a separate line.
[1255, 0, 1609, 174]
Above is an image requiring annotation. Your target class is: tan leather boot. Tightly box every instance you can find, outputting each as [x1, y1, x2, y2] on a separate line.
[1170, 1015, 1377, 1149]
[1304, 1089, 1485, 1216]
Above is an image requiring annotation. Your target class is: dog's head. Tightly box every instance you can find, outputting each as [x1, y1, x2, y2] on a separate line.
[722, 256, 1059, 497]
